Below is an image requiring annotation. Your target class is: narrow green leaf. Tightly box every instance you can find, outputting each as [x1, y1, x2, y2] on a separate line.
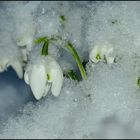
[82, 60, 88, 69]
[66, 42, 87, 80]
[60, 15, 66, 22]
[64, 70, 79, 81]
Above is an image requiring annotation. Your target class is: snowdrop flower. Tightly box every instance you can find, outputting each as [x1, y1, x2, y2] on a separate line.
[89, 45, 115, 64]
[15, 1, 39, 51]
[0, 59, 23, 79]
[16, 22, 36, 50]
[24, 56, 63, 100]
[16, 21, 36, 62]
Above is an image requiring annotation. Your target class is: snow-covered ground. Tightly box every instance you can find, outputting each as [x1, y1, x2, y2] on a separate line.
[0, 1, 140, 139]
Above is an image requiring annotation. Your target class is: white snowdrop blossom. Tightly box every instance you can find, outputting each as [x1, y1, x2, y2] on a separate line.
[16, 22, 36, 62]
[24, 56, 63, 100]
[0, 59, 23, 79]
[16, 22, 36, 50]
[89, 45, 115, 64]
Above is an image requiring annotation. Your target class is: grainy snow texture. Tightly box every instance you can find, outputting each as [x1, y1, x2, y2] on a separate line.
[0, 1, 140, 139]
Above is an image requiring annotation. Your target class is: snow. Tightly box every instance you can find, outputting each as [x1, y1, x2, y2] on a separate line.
[0, 1, 140, 139]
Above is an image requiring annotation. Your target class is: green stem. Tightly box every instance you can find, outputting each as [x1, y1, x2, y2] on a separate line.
[35, 37, 47, 44]
[137, 77, 140, 87]
[66, 42, 87, 80]
[41, 41, 49, 56]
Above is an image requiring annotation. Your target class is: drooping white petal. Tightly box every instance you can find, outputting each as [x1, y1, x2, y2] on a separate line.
[107, 57, 114, 64]
[49, 61, 63, 97]
[0, 59, 9, 72]
[30, 64, 46, 100]
[101, 45, 113, 57]
[89, 46, 100, 63]
[24, 71, 30, 85]
[100, 45, 114, 64]
[11, 61, 23, 79]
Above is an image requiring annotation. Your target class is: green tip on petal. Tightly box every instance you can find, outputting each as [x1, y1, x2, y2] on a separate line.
[47, 73, 51, 81]
[96, 53, 101, 60]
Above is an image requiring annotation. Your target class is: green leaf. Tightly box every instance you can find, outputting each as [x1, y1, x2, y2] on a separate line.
[111, 19, 118, 25]
[65, 70, 79, 81]
[82, 60, 88, 69]
[66, 42, 87, 80]
[60, 15, 66, 22]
